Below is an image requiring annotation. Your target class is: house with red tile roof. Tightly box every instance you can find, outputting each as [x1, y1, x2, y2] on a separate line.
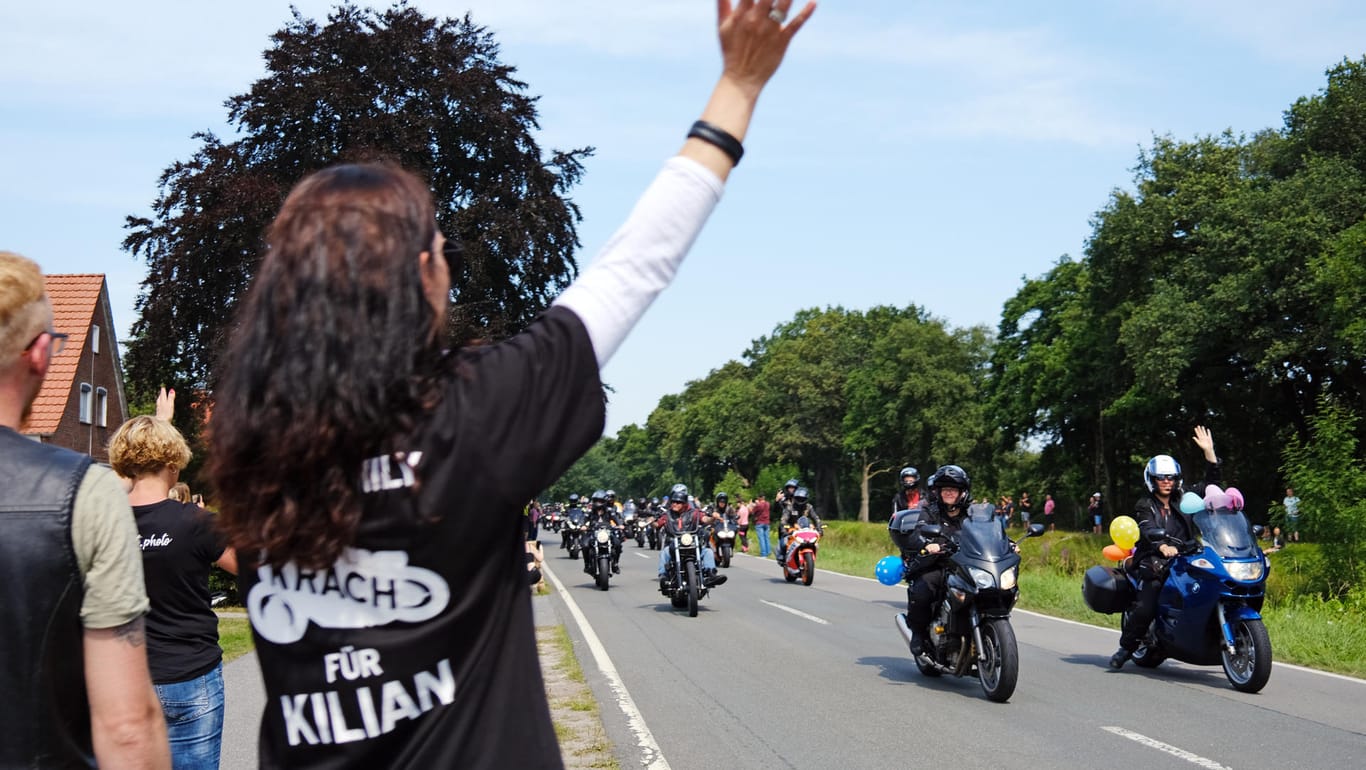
[19, 274, 128, 462]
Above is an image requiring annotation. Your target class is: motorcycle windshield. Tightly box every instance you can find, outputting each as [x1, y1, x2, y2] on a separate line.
[956, 518, 1013, 563]
[1192, 509, 1262, 560]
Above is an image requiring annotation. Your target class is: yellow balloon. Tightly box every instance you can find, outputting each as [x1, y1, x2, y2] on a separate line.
[1110, 515, 1139, 551]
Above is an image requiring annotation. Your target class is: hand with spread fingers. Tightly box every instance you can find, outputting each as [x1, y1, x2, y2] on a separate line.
[684, 0, 818, 180]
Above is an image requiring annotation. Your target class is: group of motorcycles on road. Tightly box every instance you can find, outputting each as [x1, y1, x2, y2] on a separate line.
[542, 459, 1275, 703]
[542, 483, 825, 616]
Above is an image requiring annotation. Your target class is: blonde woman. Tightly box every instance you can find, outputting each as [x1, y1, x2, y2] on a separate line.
[109, 415, 236, 769]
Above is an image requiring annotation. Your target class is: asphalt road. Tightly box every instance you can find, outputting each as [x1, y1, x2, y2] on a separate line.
[546, 537, 1365, 770]
[220, 535, 1365, 769]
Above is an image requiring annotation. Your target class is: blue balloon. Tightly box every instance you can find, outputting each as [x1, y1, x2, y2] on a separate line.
[1179, 491, 1204, 515]
[875, 555, 905, 586]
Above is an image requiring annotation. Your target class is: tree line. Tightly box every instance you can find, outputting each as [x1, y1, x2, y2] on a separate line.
[551, 58, 1366, 549]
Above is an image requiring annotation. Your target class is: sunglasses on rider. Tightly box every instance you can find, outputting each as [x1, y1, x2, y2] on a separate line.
[1153, 474, 1179, 482]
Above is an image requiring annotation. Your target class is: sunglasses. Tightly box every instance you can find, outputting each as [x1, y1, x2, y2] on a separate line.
[1153, 474, 1179, 482]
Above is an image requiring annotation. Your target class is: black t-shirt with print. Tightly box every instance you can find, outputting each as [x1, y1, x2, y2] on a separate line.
[240, 306, 605, 769]
[133, 498, 228, 683]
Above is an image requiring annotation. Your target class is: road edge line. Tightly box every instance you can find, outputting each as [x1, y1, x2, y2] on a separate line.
[542, 562, 671, 770]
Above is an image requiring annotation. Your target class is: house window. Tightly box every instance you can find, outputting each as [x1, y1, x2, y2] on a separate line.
[79, 383, 93, 424]
[96, 387, 108, 427]
[91, 325, 100, 354]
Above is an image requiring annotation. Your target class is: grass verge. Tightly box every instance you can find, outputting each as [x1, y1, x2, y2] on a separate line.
[218, 616, 254, 663]
[538, 625, 619, 769]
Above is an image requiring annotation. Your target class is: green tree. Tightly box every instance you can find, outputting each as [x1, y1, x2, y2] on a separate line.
[123, 3, 591, 430]
[1281, 397, 1366, 596]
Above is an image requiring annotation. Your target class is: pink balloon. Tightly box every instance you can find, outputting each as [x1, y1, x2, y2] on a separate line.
[1225, 487, 1245, 510]
[1204, 484, 1229, 510]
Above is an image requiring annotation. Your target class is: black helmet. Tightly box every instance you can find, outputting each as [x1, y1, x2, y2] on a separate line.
[637, 497, 647, 507]
[927, 465, 971, 507]
[715, 492, 728, 504]
[899, 466, 919, 489]
[568, 493, 580, 505]
[591, 490, 607, 508]
[651, 497, 660, 506]
[785, 478, 799, 490]
[605, 489, 617, 502]
[792, 487, 809, 509]
[668, 484, 689, 504]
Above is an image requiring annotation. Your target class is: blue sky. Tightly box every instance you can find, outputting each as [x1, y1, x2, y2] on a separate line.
[4, 1, 1365, 435]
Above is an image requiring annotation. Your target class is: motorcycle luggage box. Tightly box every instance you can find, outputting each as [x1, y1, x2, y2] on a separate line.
[888, 508, 922, 551]
[1082, 565, 1133, 614]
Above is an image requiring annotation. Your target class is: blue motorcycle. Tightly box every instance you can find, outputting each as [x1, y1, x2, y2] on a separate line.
[1084, 506, 1272, 693]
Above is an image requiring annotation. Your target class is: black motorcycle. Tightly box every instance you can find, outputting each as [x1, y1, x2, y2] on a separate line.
[659, 514, 709, 617]
[892, 508, 1044, 702]
[563, 510, 587, 559]
[712, 514, 739, 567]
[583, 521, 619, 591]
[646, 509, 662, 550]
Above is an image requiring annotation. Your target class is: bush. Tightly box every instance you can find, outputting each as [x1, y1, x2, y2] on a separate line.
[1281, 397, 1366, 596]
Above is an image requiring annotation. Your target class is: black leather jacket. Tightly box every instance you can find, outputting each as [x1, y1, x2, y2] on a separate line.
[1131, 461, 1222, 565]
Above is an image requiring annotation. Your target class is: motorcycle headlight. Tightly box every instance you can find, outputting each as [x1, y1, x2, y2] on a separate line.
[968, 567, 995, 589]
[1226, 560, 1265, 582]
[596, 530, 610, 544]
[680, 533, 695, 547]
[1000, 566, 1018, 590]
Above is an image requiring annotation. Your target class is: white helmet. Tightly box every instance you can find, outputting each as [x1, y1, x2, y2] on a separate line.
[1143, 455, 1183, 493]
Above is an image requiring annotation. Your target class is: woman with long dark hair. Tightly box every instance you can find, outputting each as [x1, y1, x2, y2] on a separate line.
[209, 3, 815, 767]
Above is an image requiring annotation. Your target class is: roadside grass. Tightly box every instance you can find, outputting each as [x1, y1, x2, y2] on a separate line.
[810, 521, 1366, 678]
[218, 616, 254, 663]
[538, 625, 619, 770]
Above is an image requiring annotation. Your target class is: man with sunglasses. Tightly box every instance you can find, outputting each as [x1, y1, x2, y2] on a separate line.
[0, 252, 170, 767]
[1111, 425, 1221, 669]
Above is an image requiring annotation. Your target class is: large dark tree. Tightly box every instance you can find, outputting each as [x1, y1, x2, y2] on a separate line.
[123, 3, 592, 424]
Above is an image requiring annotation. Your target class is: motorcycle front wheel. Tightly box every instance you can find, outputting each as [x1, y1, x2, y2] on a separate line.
[685, 561, 699, 617]
[978, 618, 1019, 703]
[801, 552, 815, 586]
[1222, 617, 1272, 693]
[597, 554, 611, 591]
[720, 545, 732, 568]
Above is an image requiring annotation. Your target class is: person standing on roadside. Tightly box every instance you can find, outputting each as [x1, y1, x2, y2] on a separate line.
[0, 251, 169, 768]
[1089, 492, 1104, 534]
[752, 494, 772, 558]
[207, 4, 816, 767]
[1283, 487, 1301, 542]
[1043, 493, 1056, 532]
[736, 495, 751, 553]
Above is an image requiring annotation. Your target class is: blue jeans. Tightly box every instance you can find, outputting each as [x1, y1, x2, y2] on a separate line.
[154, 663, 224, 770]
[755, 523, 771, 557]
[658, 546, 717, 577]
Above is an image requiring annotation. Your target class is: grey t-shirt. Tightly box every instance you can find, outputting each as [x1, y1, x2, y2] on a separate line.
[71, 465, 149, 629]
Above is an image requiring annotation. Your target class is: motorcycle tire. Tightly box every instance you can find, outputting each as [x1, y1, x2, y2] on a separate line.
[636, 534, 645, 548]
[977, 618, 1020, 703]
[784, 564, 798, 583]
[1221, 617, 1272, 693]
[720, 545, 732, 568]
[801, 552, 815, 586]
[597, 555, 611, 591]
[685, 561, 699, 617]
[568, 546, 579, 560]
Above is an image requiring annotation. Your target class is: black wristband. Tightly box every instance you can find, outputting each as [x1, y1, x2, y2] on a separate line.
[687, 120, 744, 167]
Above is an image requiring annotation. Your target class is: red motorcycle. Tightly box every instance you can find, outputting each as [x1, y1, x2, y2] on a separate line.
[779, 516, 821, 585]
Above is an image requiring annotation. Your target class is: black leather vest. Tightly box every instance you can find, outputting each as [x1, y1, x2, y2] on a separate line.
[0, 426, 96, 768]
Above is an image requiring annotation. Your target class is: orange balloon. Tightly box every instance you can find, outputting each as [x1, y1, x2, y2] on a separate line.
[1102, 544, 1129, 562]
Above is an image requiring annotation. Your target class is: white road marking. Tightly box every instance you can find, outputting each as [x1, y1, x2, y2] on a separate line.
[635, 551, 652, 559]
[542, 563, 670, 770]
[761, 599, 830, 625]
[1101, 726, 1231, 769]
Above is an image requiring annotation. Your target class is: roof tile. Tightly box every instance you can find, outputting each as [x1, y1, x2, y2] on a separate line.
[20, 274, 107, 435]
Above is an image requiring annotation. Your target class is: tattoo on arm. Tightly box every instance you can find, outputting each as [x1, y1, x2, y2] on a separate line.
[112, 616, 146, 648]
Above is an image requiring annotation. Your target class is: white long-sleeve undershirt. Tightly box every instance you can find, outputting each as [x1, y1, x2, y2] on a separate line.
[553, 156, 724, 367]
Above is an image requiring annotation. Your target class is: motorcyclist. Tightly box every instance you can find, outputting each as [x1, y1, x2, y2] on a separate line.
[655, 484, 727, 588]
[901, 465, 971, 656]
[892, 466, 921, 515]
[775, 487, 822, 563]
[583, 489, 623, 575]
[775, 478, 800, 514]
[1111, 425, 1221, 669]
[711, 492, 738, 549]
[561, 493, 586, 550]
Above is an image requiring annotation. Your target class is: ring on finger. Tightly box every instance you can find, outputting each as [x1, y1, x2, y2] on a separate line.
[768, 8, 786, 23]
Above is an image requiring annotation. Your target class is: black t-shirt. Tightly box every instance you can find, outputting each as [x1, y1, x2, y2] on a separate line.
[132, 498, 227, 683]
[239, 306, 605, 769]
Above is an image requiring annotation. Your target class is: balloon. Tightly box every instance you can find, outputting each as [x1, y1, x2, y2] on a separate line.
[875, 555, 905, 586]
[1110, 515, 1139, 550]
[1203, 484, 1230, 510]
[1179, 491, 1205, 515]
[1102, 544, 1129, 562]
[1225, 487, 1245, 510]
